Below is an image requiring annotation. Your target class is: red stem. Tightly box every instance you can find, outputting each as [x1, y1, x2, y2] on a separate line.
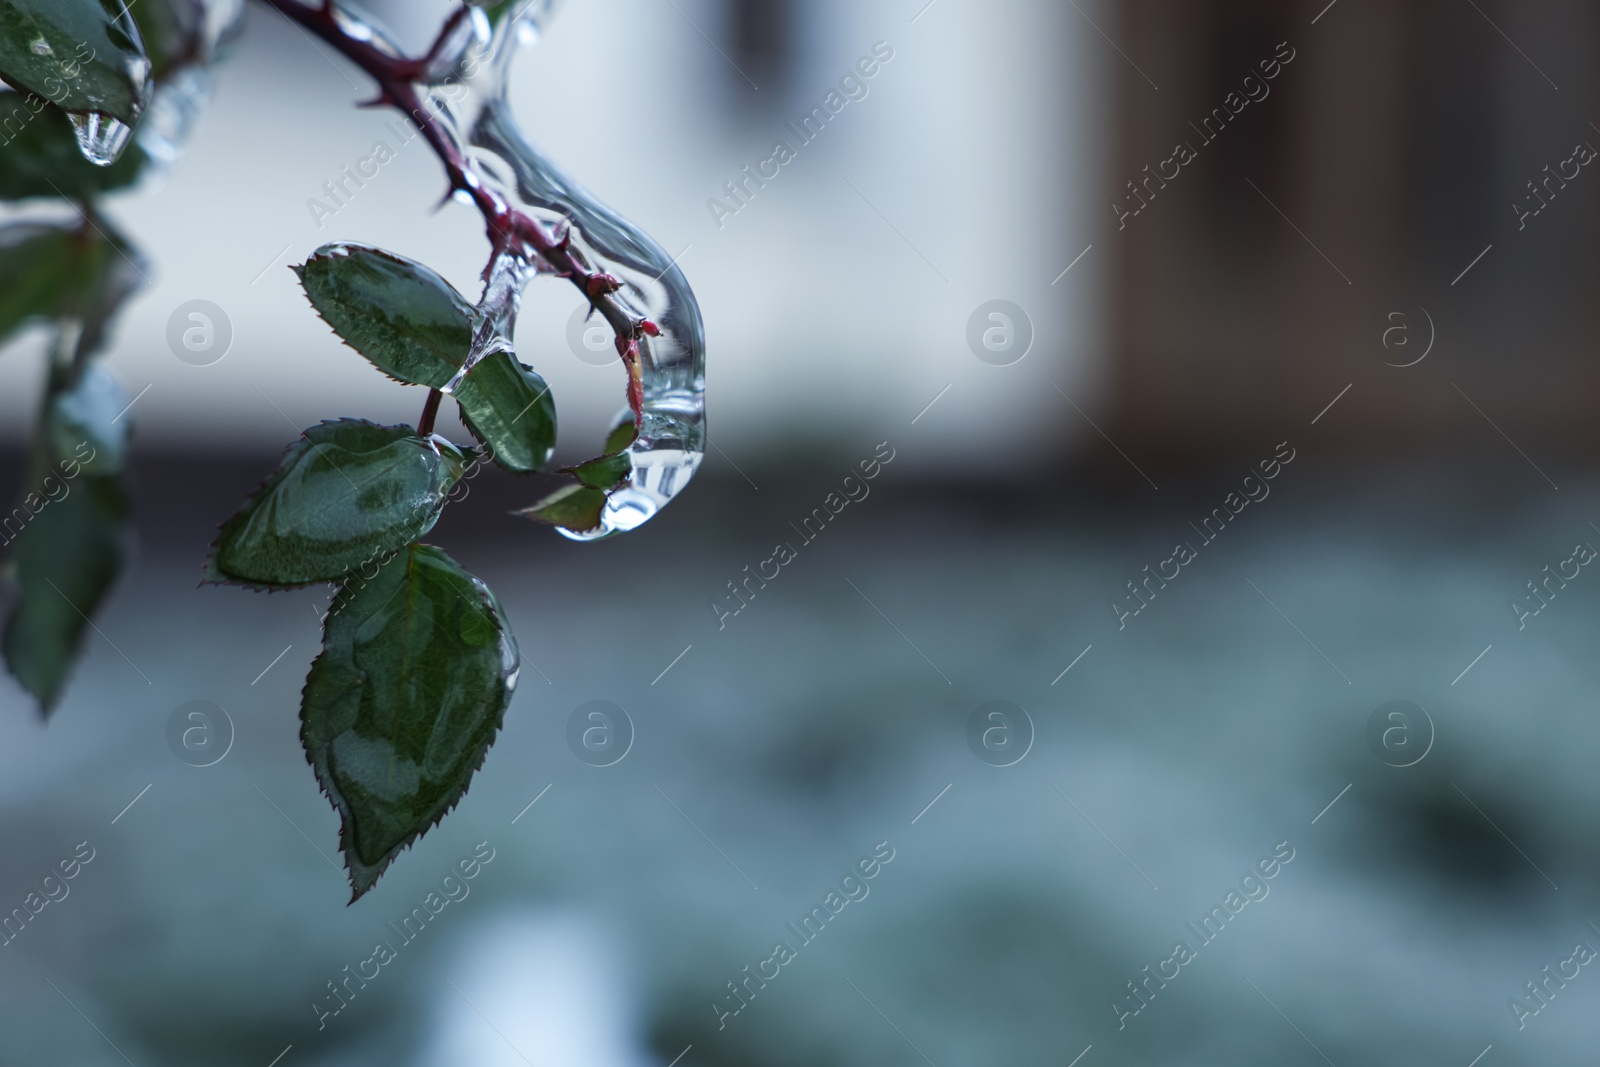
[257, 0, 647, 414]
[417, 388, 443, 436]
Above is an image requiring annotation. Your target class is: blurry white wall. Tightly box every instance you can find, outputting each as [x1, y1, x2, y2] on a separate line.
[0, 0, 1107, 470]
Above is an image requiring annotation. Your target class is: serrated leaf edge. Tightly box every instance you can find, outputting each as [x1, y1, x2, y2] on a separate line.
[299, 543, 515, 902]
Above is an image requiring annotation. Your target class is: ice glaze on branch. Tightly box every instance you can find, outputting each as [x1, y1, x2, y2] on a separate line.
[256, 0, 653, 417]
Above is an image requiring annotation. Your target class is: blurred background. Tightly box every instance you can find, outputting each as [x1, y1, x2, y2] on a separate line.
[2, 0, 1600, 1064]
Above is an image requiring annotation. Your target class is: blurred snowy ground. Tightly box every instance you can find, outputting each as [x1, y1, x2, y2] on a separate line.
[0, 449, 1597, 1067]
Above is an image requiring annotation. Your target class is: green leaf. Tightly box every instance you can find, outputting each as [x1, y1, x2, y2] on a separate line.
[0, 95, 147, 199]
[564, 451, 631, 491]
[0, 0, 151, 127]
[0, 218, 143, 353]
[207, 420, 472, 588]
[301, 543, 518, 900]
[516, 483, 606, 534]
[453, 350, 557, 474]
[50, 362, 128, 475]
[295, 245, 474, 388]
[2, 472, 127, 713]
[604, 418, 638, 455]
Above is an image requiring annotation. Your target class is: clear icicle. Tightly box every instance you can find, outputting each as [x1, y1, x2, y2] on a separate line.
[444, 250, 529, 396]
[386, 2, 707, 540]
[471, 102, 706, 540]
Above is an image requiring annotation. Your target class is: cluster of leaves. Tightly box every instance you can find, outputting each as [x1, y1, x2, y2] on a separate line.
[206, 244, 638, 898]
[0, 0, 653, 901]
[0, 0, 215, 711]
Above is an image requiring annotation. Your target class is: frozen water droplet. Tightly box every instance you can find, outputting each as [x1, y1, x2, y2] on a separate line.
[554, 413, 704, 540]
[69, 111, 133, 166]
[29, 36, 52, 56]
[602, 445, 702, 534]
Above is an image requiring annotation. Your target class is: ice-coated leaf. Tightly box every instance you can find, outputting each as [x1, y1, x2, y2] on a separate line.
[207, 420, 472, 588]
[301, 543, 518, 900]
[50, 362, 129, 475]
[295, 245, 474, 389]
[453, 350, 557, 474]
[0, 96, 147, 199]
[564, 451, 631, 491]
[516, 483, 606, 534]
[0, 0, 151, 126]
[2, 471, 127, 714]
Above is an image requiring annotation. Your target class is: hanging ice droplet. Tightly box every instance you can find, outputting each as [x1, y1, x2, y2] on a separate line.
[554, 405, 704, 542]
[391, 0, 705, 540]
[69, 111, 134, 166]
[466, 104, 707, 540]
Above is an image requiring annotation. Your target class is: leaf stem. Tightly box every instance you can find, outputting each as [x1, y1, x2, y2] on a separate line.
[253, 0, 648, 417]
[418, 388, 443, 437]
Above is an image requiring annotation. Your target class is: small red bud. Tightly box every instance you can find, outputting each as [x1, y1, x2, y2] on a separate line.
[585, 272, 622, 297]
